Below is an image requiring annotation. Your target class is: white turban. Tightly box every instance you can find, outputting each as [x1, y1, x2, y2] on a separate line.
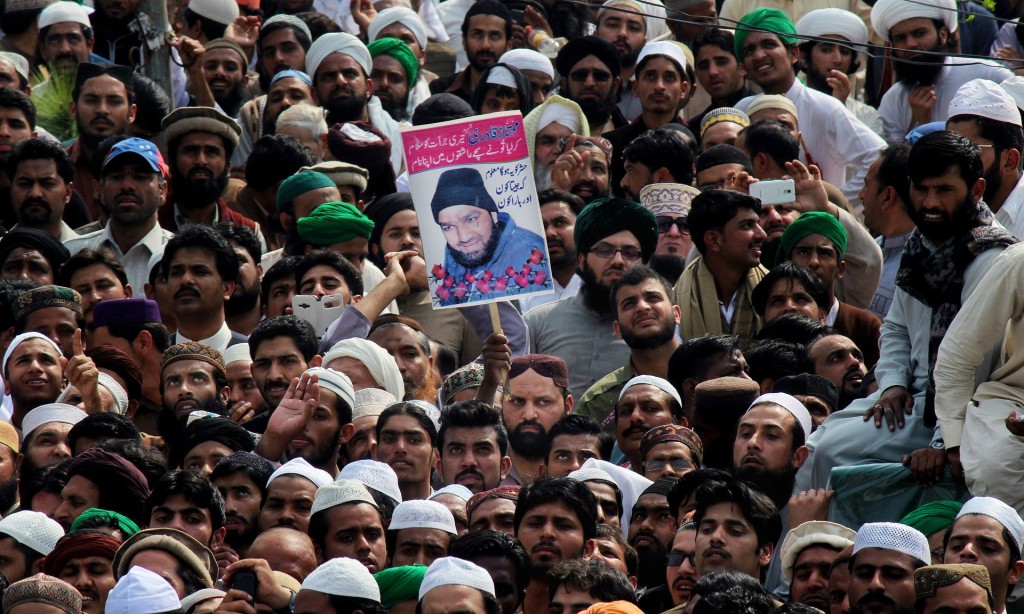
[539, 102, 581, 133]
[222, 344, 252, 365]
[323, 338, 405, 401]
[796, 8, 869, 46]
[871, 0, 957, 41]
[306, 32, 372, 78]
[368, 7, 428, 48]
[500, 48, 554, 79]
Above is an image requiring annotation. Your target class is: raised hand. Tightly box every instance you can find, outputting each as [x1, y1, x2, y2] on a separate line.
[65, 329, 103, 414]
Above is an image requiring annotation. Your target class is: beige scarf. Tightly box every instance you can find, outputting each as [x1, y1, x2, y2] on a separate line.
[674, 257, 766, 347]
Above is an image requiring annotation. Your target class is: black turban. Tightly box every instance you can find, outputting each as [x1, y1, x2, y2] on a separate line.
[364, 192, 415, 255]
[574, 197, 659, 262]
[555, 35, 622, 79]
[412, 94, 474, 126]
[172, 417, 255, 469]
[695, 144, 753, 174]
[65, 448, 151, 525]
[0, 227, 70, 273]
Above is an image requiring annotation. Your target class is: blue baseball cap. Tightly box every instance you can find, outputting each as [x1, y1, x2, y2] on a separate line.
[103, 137, 162, 173]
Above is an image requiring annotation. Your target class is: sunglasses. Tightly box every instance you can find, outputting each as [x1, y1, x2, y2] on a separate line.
[568, 69, 613, 83]
[656, 216, 689, 235]
[666, 552, 696, 567]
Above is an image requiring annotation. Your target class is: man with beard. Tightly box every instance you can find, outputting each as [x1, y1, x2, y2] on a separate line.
[0, 423, 19, 516]
[520, 190, 585, 313]
[6, 138, 79, 242]
[800, 131, 1016, 494]
[158, 107, 263, 245]
[502, 355, 571, 487]
[693, 475, 781, 582]
[199, 39, 250, 118]
[369, 38, 418, 122]
[871, 0, 1011, 144]
[615, 376, 682, 473]
[210, 451, 274, 559]
[36, 2, 110, 94]
[637, 182, 697, 285]
[369, 315, 437, 402]
[245, 315, 320, 434]
[43, 529, 124, 614]
[216, 224, 263, 337]
[576, 265, 681, 434]
[946, 79, 1024, 237]
[628, 478, 679, 592]
[68, 63, 135, 220]
[438, 399, 511, 493]
[555, 37, 626, 135]
[256, 15, 312, 93]
[527, 198, 658, 400]
[163, 226, 248, 350]
[861, 145, 915, 321]
[524, 96, 589, 193]
[689, 29, 753, 141]
[778, 521, 857, 612]
[621, 131, 695, 204]
[430, 1, 511, 104]
[550, 136, 613, 205]
[847, 522, 930, 614]
[430, 167, 547, 304]
[368, 8, 435, 121]
[732, 393, 811, 514]
[66, 138, 173, 292]
[159, 342, 231, 442]
[806, 334, 867, 411]
[594, 0, 647, 119]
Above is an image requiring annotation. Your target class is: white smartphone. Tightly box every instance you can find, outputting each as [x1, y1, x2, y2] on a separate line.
[750, 179, 796, 206]
[291, 294, 344, 338]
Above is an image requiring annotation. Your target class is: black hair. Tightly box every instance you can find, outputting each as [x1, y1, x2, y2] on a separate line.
[328, 596, 387, 614]
[875, 143, 912, 206]
[743, 339, 811, 386]
[256, 21, 313, 91]
[693, 569, 768, 600]
[294, 249, 364, 297]
[688, 190, 761, 254]
[68, 413, 141, 454]
[96, 439, 169, 488]
[908, 131, 983, 189]
[0, 7, 44, 36]
[162, 225, 240, 283]
[57, 248, 129, 288]
[90, 319, 171, 353]
[296, 11, 342, 39]
[5, 136, 73, 182]
[210, 455, 271, 499]
[245, 134, 316, 192]
[248, 315, 319, 362]
[0, 88, 36, 132]
[178, 562, 209, 597]
[609, 264, 673, 319]
[691, 28, 736, 61]
[743, 119, 801, 169]
[367, 488, 398, 521]
[692, 476, 782, 549]
[750, 262, 830, 316]
[130, 74, 172, 136]
[545, 414, 610, 462]
[797, 38, 860, 75]
[215, 222, 262, 270]
[622, 128, 695, 186]
[514, 477, 598, 542]
[692, 584, 776, 614]
[20, 460, 68, 516]
[546, 558, 637, 604]
[754, 312, 829, 346]
[376, 402, 437, 447]
[439, 399, 509, 456]
[432, 341, 459, 383]
[93, 134, 133, 179]
[449, 529, 530, 596]
[260, 255, 301, 308]
[144, 470, 227, 533]
[538, 189, 586, 215]
[948, 114, 1024, 160]
[666, 468, 732, 523]
[594, 523, 639, 575]
[667, 334, 742, 391]
[182, 7, 229, 41]
[71, 70, 135, 106]
[470, 63, 535, 116]
[461, 0, 513, 40]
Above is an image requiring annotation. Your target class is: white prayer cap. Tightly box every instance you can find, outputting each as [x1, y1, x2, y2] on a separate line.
[368, 7, 427, 48]
[1002, 76, 1024, 111]
[871, 0, 957, 41]
[569, 466, 617, 485]
[306, 32, 372, 78]
[390, 500, 458, 535]
[3, 332, 62, 375]
[39, 1, 92, 29]
[746, 94, 799, 120]
[957, 496, 1024, 551]
[222, 344, 252, 365]
[262, 14, 312, 42]
[747, 393, 812, 440]
[430, 484, 474, 502]
[853, 522, 930, 563]
[780, 521, 858, 581]
[0, 52, 30, 84]
[947, 79, 1023, 127]
[796, 8, 869, 46]
[538, 101, 582, 133]
[187, 0, 239, 26]
[636, 41, 687, 73]
[500, 49, 555, 79]
[105, 566, 181, 614]
[98, 372, 129, 414]
[304, 367, 356, 415]
[323, 338, 406, 400]
[598, 0, 646, 32]
[267, 457, 333, 489]
[485, 65, 519, 89]
[409, 400, 442, 432]
[619, 375, 682, 407]
[339, 459, 403, 504]
[303, 557, 381, 602]
[419, 557, 495, 601]
[178, 588, 226, 613]
[22, 404, 88, 440]
[311, 479, 379, 516]
[353, 388, 399, 420]
[0, 511, 65, 555]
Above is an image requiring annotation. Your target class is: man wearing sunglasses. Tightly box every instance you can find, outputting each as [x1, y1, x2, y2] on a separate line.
[554, 36, 626, 136]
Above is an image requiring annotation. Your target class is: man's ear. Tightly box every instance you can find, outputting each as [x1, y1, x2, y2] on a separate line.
[971, 177, 986, 204]
[834, 260, 846, 280]
[1003, 148, 1022, 175]
[310, 355, 323, 368]
[500, 454, 512, 479]
[565, 393, 574, 412]
[219, 385, 231, 405]
[340, 422, 355, 443]
[222, 280, 236, 302]
[792, 444, 809, 470]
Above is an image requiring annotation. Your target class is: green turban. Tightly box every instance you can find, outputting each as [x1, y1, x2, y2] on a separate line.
[69, 507, 142, 536]
[368, 37, 420, 89]
[900, 500, 964, 538]
[574, 198, 659, 262]
[735, 8, 798, 58]
[277, 171, 336, 213]
[374, 564, 427, 608]
[778, 211, 848, 264]
[297, 201, 375, 246]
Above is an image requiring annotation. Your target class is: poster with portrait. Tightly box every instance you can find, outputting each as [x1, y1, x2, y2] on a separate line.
[401, 111, 554, 309]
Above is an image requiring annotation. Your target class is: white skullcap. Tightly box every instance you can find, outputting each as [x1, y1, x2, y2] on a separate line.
[339, 459, 403, 504]
[598, 0, 646, 32]
[1002, 76, 1024, 111]
[619, 375, 682, 407]
[106, 566, 181, 614]
[636, 41, 687, 73]
[39, 1, 91, 29]
[222, 344, 252, 365]
[3, 332, 62, 375]
[957, 496, 1024, 551]
[780, 521, 858, 581]
[0, 511, 65, 555]
[324, 338, 405, 400]
[408, 400, 441, 432]
[485, 65, 518, 89]
[304, 367, 356, 415]
[568, 467, 617, 485]
[368, 7, 427, 48]
[871, 0, 957, 40]
[353, 388, 399, 420]
[853, 522, 930, 563]
[306, 32, 372, 78]
[0, 52, 29, 83]
[98, 372, 129, 414]
[178, 588, 226, 613]
[21, 403, 87, 440]
[796, 8, 869, 46]
[267, 457, 333, 489]
[187, 0, 238, 26]
[262, 13, 312, 42]
[311, 479, 379, 516]
[747, 393, 813, 440]
[419, 557, 495, 601]
[430, 484, 473, 502]
[500, 48, 554, 79]
[948, 78, 1023, 127]
[390, 500, 457, 535]
[303, 557, 381, 602]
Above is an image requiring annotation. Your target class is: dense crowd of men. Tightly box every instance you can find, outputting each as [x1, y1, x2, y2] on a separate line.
[3, 0, 1024, 610]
